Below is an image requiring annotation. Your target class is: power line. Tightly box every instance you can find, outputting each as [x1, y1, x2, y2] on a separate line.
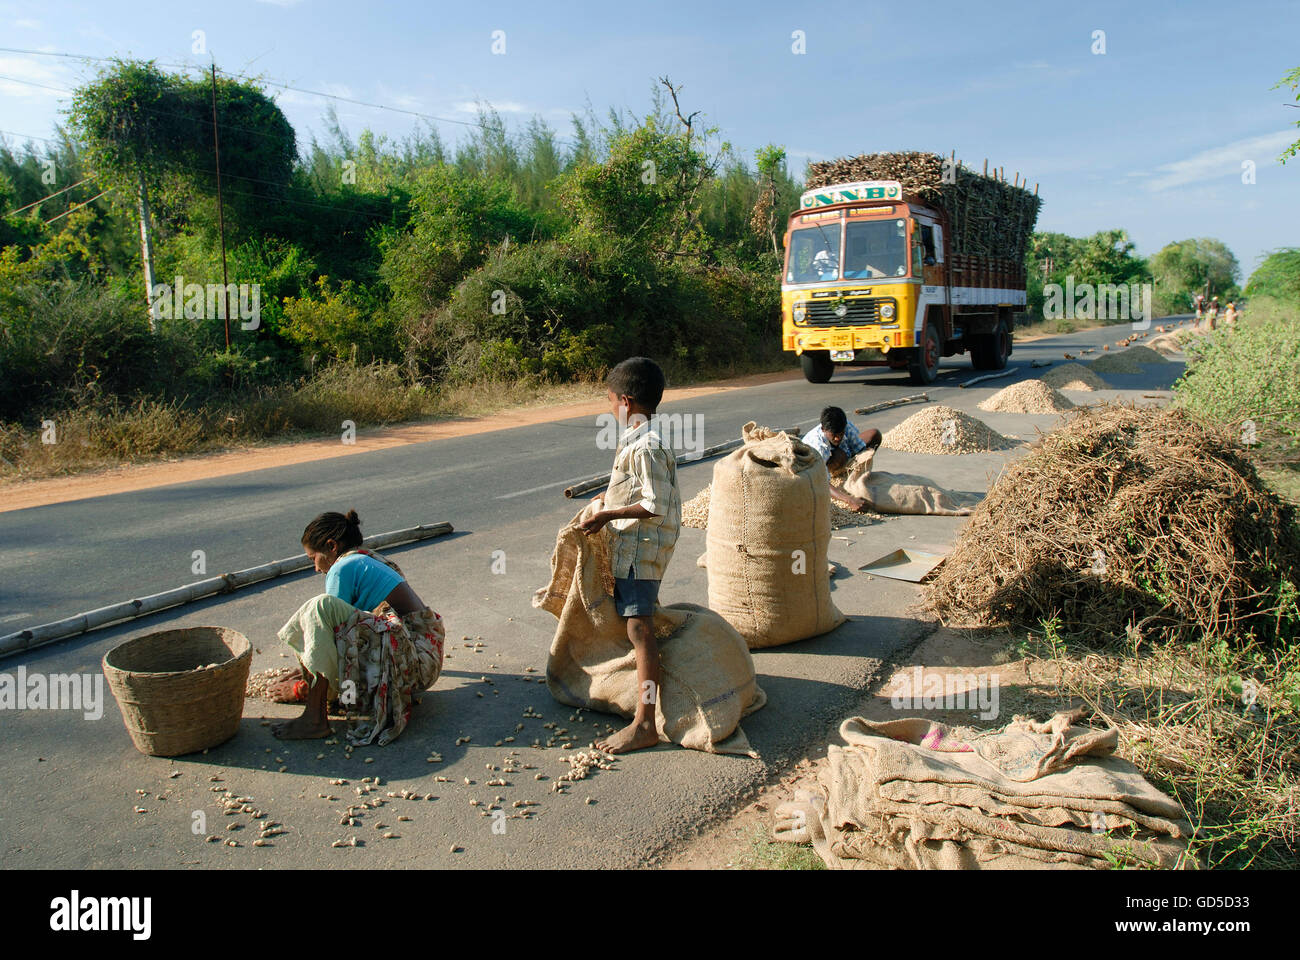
[0, 128, 67, 146]
[44, 189, 107, 224]
[8, 177, 91, 214]
[0, 46, 582, 146]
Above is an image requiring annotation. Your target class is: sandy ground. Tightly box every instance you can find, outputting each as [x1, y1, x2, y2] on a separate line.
[0, 368, 801, 514]
[660, 622, 1073, 869]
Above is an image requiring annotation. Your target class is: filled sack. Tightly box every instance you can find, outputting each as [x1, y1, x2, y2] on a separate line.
[706, 423, 844, 648]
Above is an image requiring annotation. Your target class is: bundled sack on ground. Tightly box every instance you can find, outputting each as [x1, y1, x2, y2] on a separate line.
[533, 504, 766, 756]
[706, 422, 844, 648]
[926, 403, 1300, 647]
[838, 447, 978, 516]
[773, 710, 1195, 869]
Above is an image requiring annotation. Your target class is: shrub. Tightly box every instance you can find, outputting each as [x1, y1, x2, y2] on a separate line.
[1175, 295, 1300, 448]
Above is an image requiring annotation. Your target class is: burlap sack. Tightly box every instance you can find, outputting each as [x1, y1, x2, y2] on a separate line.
[533, 505, 766, 756]
[706, 423, 844, 648]
[840, 449, 975, 516]
[773, 714, 1194, 870]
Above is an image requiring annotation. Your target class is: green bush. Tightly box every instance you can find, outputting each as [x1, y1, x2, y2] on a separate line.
[1245, 248, 1300, 302]
[406, 235, 781, 384]
[1174, 296, 1300, 447]
[281, 277, 398, 363]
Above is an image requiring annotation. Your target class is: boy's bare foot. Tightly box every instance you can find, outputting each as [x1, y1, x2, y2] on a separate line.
[271, 714, 332, 739]
[594, 719, 658, 754]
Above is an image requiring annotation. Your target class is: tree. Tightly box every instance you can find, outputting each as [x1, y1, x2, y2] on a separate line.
[558, 79, 715, 260]
[1149, 238, 1240, 312]
[751, 144, 787, 257]
[1274, 66, 1300, 164]
[68, 61, 188, 328]
[68, 60, 296, 328]
[1244, 248, 1300, 301]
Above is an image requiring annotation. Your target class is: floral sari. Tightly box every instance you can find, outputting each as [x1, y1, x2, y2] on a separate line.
[278, 548, 444, 746]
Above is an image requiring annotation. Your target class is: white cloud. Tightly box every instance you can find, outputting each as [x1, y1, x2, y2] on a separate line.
[1143, 130, 1295, 191]
[452, 99, 527, 114]
[15, 18, 41, 29]
[0, 54, 74, 98]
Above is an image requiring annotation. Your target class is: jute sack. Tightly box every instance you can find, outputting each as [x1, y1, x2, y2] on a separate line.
[706, 422, 844, 648]
[773, 714, 1194, 869]
[533, 505, 766, 756]
[840, 448, 975, 516]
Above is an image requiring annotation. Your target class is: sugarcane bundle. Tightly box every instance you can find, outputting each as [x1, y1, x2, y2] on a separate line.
[805, 151, 1041, 262]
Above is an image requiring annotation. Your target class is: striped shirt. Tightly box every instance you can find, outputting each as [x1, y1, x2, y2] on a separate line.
[602, 419, 681, 581]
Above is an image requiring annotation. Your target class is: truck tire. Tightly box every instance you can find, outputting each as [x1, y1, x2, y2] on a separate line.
[907, 324, 941, 384]
[970, 317, 1011, 370]
[800, 350, 834, 383]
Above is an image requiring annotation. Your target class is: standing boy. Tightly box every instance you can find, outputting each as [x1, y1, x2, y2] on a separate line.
[579, 357, 681, 754]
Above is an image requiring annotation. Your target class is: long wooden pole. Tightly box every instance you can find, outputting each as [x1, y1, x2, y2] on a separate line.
[853, 393, 929, 416]
[210, 63, 231, 350]
[138, 175, 157, 333]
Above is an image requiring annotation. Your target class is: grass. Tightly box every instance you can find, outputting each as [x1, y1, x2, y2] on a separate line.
[736, 824, 825, 870]
[1015, 623, 1300, 869]
[0, 355, 795, 483]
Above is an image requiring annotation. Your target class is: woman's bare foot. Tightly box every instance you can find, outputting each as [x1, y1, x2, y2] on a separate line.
[594, 719, 658, 754]
[272, 713, 332, 740]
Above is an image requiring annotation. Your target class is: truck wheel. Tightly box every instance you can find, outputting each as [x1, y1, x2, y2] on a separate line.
[800, 350, 834, 383]
[907, 325, 941, 384]
[971, 317, 1010, 370]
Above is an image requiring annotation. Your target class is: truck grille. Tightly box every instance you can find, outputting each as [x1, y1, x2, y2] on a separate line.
[803, 298, 883, 326]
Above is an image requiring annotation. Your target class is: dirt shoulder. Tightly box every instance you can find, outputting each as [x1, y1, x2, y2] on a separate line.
[1, 368, 801, 514]
[661, 623, 1069, 869]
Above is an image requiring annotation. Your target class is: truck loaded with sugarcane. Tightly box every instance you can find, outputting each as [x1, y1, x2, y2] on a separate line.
[782, 152, 1041, 384]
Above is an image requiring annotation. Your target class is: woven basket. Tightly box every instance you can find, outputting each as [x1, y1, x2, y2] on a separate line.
[103, 626, 252, 757]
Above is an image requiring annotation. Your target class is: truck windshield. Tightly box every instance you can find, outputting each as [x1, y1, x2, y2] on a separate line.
[843, 218, 908, 279]
[786, 224, 842, 283]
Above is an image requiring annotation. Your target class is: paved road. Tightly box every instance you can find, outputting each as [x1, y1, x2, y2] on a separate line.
[0, 318, 1189, 633]
[0, 319, 1189, 869]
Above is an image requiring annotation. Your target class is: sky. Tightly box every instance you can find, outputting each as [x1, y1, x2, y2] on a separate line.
[2, 0, 1297, 279]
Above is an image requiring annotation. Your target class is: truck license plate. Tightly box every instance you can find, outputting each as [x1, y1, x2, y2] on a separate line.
[830, 350, 855, 361]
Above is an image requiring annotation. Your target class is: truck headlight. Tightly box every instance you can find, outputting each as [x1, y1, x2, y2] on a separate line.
[880, 302, 895, 319]
[793, 302, 806, 322]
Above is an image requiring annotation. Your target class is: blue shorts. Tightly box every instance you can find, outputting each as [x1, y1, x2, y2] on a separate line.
[613, 568, 660, 617]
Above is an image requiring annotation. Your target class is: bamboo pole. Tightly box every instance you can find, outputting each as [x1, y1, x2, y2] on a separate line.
[853, 393, 930, 415]
[0, 522, 454, 659]
[959, 368, 1020, 388]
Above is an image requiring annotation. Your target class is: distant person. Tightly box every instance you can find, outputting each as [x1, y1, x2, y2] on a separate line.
[801, 406, 882, 511]
[579, 356, 681, 754]
[1206, 296, 1220, 331]
[1193, 293, 1205, 323]
[1224, 301, 1238, 325]
[272, 510, 445, 744]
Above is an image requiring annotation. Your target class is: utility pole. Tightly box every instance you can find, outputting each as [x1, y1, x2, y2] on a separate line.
[210, 62, 231, 350]
[138, 175, 157, 333]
